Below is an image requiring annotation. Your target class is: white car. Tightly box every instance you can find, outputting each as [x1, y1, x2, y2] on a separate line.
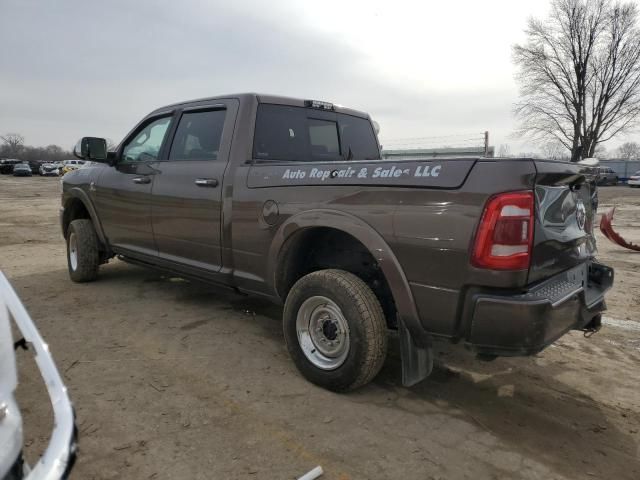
[628, 170, 640, 187]
[38, 163, 60, 176]
[0, 272, 76, 479]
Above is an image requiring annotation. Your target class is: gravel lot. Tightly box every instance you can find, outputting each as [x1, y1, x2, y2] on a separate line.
[1, 175, 639, 480]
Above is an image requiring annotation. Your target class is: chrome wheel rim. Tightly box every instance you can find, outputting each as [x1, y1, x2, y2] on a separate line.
[296, 296, 350, 370]
[69, 232, 78, 271]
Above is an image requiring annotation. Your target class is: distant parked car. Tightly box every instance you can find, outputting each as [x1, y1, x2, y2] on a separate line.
[40, 162, 61, 176]
[26, 159, 43, 174]
[52, 161, 65, 175]
[12, 163, 32, 177]
[596, 167, 618, 186]
[0, 158, 22, 174]
[628, 170, 640, 187]
[60, 159, 85, 175]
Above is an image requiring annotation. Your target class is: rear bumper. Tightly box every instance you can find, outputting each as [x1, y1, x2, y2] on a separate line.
[466, 261, 614, 356]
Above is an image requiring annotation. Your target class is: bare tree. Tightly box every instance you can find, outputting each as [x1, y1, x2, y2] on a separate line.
[617, 140, 640, 158]
[45, 145, 63, 156]
[20, 144, 73, 162]
[497, 144, 512, 157]
[0, 136, 73, 162]
[0, 133, 25, 157]
[540, 141, 570, 159]
[105, 138, 118, 151]
[517, 151, 542, 158]
[513, 0, 640, 161]
[594, 144, 609, 158]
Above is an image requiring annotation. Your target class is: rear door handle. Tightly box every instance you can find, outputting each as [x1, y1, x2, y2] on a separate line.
[195, 178, 219, 187]
[132, 176, 151, 184]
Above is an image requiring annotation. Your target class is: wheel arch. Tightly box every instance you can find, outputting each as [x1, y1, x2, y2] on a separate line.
[267, 209, 427, 346]
[62, 188, 108, 248]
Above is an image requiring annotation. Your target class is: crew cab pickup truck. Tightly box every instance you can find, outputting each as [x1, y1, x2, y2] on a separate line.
[60, 93, 613, 391]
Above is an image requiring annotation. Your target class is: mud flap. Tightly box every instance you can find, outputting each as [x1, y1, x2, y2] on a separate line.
[582, 313, 602, 337]
[399, 320, 433, 387]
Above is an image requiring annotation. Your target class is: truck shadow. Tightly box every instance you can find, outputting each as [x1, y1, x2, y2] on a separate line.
[164, 270, 640, 479]
[11, 263, 638, 480]
[374, 339, 640, 479]
[95, 263, 640, 479]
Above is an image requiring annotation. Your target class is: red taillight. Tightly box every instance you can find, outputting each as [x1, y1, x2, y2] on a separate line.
[472, 191, 534, 270]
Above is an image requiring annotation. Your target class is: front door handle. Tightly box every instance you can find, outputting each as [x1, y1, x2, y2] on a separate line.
[195, 178, 219, 187]
[132, 176, 151, 184]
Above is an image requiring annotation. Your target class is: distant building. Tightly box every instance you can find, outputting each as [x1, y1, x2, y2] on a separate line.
[598, 159, 640, 181]
[382, 146, 495, 159]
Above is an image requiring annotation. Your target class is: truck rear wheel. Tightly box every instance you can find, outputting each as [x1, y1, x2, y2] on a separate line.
[67, 219, 99, 283]
[283, 269, 388, 391]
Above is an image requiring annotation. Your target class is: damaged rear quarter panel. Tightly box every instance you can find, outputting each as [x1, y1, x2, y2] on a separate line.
[237, 158, 537, 338]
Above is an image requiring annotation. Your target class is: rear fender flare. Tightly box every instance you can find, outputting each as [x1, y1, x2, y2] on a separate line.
[267, 209, 428, 346]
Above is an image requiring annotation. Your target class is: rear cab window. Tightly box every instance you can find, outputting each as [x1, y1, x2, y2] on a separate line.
[253, 104, 380, 162]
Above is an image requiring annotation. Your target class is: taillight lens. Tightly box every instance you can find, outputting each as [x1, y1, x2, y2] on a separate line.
[472, 191, 534, 270]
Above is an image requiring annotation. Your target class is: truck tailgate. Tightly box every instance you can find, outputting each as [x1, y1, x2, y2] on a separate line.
[529, 160, 598, 284]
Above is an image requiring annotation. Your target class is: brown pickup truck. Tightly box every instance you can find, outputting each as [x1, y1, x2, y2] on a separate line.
[61, 93, 613, 391]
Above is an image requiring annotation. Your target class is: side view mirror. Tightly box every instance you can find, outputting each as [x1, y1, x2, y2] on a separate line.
[73, 137, 108, 162]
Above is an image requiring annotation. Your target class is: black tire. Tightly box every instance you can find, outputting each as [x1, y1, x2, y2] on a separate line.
[66, 219, 100, 282]
[283, 269, 388, 392]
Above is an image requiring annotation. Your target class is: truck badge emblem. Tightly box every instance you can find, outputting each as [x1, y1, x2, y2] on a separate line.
[576, 198, 586, 230]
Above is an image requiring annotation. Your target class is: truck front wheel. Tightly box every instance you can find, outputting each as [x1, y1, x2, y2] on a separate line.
[66, 219, 100, 283]
[283, 269, 388, 391]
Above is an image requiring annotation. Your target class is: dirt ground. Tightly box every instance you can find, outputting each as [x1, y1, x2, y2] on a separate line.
[1, 175, 639, 480]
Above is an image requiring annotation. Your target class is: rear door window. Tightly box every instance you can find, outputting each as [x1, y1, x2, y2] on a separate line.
[253, 104, 379, 162]
[168, 109, 226, 161]
[253, 105, 310, 162]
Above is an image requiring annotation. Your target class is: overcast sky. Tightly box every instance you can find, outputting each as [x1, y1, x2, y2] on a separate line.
[1, 0, 638, 154]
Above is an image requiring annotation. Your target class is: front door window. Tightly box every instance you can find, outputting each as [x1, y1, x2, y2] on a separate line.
[121, 117, 171, 163]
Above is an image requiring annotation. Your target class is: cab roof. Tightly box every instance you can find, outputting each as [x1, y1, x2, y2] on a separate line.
[150, 93, 370, 119]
